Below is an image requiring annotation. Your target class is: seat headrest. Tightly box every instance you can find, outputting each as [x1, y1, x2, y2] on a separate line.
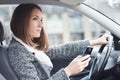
[0, 21, 11, 42]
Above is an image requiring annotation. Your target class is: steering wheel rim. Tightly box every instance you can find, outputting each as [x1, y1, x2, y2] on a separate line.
[88, 36, 113, 80]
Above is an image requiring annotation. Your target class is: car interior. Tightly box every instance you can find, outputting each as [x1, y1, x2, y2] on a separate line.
[0, 0, 120, 80]
[0, 22, 19, 80]
[0, 21, 120, 80]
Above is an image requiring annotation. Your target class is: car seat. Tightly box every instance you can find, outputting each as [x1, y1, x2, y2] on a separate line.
[0, 21, 18, 80]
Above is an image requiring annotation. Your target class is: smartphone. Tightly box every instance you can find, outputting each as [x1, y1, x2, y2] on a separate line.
[84, 46, 93, 56]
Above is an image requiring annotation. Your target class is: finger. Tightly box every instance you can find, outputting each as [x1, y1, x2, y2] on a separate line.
[82, 58, 91, 66]
[78, 67, 85, 72]
[78, 57, 91, 66]
[83, 57, 91, 63]
[76, 55, 82, 58]
[78, 62, 90, 72]
[78, 59, 91, 71]
[73, 55, 82, 61]
[79, 55, 90, 62]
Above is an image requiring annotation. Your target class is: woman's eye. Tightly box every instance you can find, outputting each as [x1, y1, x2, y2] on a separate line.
[40, 19, 43, 23]
[33, 17, 43, 23]
[33, 17, 38, 20]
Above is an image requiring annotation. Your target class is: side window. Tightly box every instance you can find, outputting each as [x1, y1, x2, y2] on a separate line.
[41, 5, 107, 46]
[0, 5, 107, 46]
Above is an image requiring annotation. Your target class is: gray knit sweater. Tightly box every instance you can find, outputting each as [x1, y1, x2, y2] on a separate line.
[7, 38, 90, 80]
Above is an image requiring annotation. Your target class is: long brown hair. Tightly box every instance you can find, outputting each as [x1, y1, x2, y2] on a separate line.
[10, 3, 49, 51]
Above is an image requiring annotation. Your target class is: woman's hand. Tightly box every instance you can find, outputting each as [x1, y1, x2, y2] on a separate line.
[90, 34, 113, 46]
[64, 55, 91, 77]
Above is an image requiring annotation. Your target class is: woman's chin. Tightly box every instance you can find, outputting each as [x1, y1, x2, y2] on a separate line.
[34, 35, 40, 38]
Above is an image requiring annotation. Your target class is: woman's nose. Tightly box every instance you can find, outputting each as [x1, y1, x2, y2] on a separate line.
[38, 20, 43, 27]
[38, 24, 42, 28]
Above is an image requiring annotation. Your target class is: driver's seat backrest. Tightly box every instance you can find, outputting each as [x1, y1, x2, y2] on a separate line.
[0, 21, 18, 80]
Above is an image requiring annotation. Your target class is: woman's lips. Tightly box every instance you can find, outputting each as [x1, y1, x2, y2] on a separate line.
[36, 29, 41, 33]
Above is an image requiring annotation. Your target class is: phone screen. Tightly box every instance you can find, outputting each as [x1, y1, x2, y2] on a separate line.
[84, 46, 93, 55]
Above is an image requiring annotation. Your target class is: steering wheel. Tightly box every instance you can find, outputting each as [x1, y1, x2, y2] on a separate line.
[88, 36, 113, 80]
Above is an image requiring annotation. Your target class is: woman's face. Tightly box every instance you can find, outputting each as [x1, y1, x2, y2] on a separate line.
[28, 8, 43, 38]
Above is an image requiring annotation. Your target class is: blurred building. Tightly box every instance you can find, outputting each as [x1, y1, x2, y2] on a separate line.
[0, 0, 120, 46]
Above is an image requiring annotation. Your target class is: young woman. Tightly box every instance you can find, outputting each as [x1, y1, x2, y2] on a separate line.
[8, 3, 111, 80]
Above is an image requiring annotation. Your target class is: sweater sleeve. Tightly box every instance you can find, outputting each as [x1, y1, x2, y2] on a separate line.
[48, 68, 69, 80]
[45, 40, 90, 59]
[8, 44, 69, 80]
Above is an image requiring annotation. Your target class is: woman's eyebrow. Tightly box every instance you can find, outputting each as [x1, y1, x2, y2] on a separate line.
[33, 15, 42, 19]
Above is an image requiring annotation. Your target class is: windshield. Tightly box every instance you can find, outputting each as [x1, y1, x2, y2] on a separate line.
[84, 0, 120, 24]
